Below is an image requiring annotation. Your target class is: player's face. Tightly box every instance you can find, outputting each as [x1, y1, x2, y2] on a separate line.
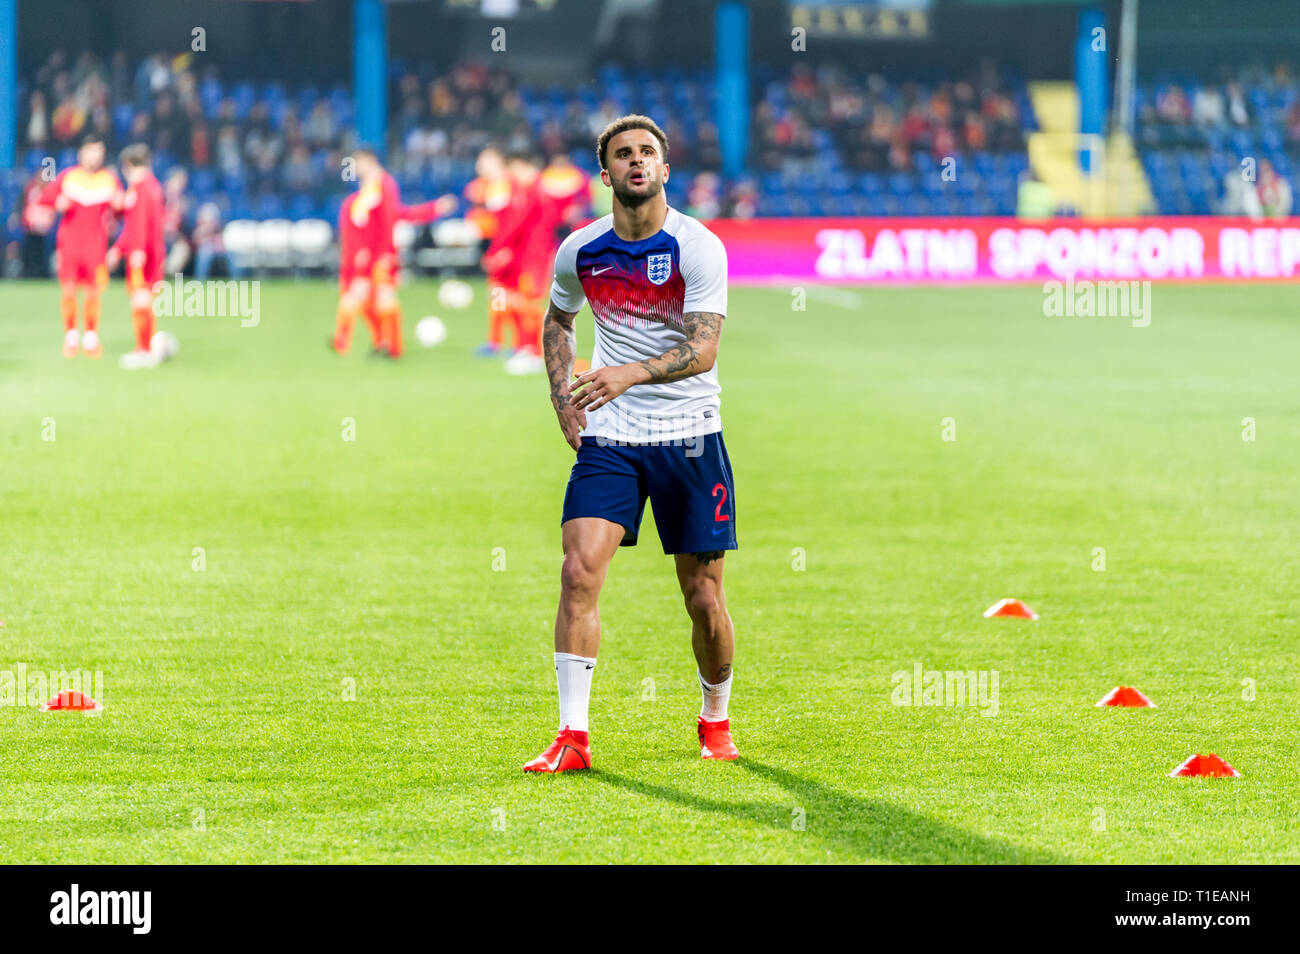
[79, 142, 105, 171]
[508, 159, 537, 186]
[602, 130, 668, 206]
[354, 154, 380, 183]
[477, 150, 504, 179]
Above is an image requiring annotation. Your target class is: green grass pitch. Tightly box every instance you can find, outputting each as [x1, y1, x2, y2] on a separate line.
[0, 277, 1296, 864]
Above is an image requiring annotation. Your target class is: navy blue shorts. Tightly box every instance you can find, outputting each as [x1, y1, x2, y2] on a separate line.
[561, 432, 738, 555]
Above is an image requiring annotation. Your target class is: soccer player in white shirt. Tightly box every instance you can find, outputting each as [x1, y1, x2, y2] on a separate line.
[524, 115, 739, 772]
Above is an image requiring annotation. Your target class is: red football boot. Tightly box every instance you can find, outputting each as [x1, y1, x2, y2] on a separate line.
[697, 717, 738, 760]
[523, 726, 592, 773]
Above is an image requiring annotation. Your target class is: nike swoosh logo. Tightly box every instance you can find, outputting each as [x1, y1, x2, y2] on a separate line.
[591, 265, 614, 275]
[712, 526, 730, 536]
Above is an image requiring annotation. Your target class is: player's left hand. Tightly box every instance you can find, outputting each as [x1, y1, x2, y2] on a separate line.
[569, 363, 649, 412]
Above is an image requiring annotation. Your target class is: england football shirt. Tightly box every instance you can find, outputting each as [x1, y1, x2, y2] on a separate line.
[550, 207, 728, 445]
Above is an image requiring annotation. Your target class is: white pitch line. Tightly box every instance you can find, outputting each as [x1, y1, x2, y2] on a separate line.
[764, 278, 863, 309]
[804, 287, 864, 309]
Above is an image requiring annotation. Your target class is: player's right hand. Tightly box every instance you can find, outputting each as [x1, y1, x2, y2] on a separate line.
[554, 398, 586, 452]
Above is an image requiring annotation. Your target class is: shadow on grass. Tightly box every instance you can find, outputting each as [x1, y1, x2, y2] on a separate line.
[591, 758, 1069, 864]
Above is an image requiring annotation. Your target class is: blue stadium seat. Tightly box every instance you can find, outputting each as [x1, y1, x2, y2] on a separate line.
[954, 171, 980, 197]
[113, 104, 135, 136]
[887, 172, 915, 196]
[847, 195, 872, 216]
[254, 193, 284, 219]
[902, 195, 931, 216]
[288, 194, 316, 220]
[191, 168, 216, 198]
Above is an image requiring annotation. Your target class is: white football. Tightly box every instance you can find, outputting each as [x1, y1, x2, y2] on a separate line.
[415, 316, 447, 348]
[437, 279, 474, 310]
[150, 331, 179, 360]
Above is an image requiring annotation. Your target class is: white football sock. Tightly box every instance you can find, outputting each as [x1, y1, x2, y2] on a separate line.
[555, 652, 596, 733]
[699, 670, 732, 722]
[83, 329, 99, 349]
[64, 329, 79, 346]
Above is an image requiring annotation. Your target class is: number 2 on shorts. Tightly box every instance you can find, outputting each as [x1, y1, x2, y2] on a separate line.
[712, 483, 730, 522]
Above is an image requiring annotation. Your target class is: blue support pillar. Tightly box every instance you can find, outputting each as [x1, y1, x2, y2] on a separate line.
[354, 0, 387, 157]
[715, 2, 749, 180]
[1075, 7, 1108, 174]
[0, 0, 16, 170]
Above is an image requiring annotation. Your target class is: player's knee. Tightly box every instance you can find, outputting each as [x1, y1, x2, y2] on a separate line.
[683, 578, 722, 621]
[560, 552, 602, 603]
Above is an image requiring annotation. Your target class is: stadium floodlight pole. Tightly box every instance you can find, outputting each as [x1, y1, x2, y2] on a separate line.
[1111, 0, 1138, 215]
[0, 0, 15, 170]
[354, 0, 388, 160]
[1113, 0, 1138, 140]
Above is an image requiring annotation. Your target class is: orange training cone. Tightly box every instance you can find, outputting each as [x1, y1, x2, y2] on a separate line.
[41, 690, 101, 712]
[983, 598, 1038, 620]
[1169, 754, 1239, 778]
[1096, 686, 1157, 708]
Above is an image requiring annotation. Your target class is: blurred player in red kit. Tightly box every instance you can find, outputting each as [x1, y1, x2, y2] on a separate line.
[37, 135, 123, 358]
[539, 152, 592, 231]
[108, 144, 166, 368]
[466, 146, 513, 357]
[484, 152, 569, 376]
[333, 146, 455, 357]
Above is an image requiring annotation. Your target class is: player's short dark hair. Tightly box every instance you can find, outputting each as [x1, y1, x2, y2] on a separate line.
[596, 115, 668, 170]
[352, 145, 378, 162]
[119, 143, 152, 168]
[80, 133, 105, 149]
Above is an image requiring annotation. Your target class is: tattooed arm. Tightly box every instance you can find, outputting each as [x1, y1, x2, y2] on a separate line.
[569, 311, 724, 413]
[543, 300, 586, 450]
[635, 311, 724, 384]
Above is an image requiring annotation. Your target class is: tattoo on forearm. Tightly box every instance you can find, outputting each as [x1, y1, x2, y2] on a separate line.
[637, 311, 723, 384]
[543, 303, 578, 406]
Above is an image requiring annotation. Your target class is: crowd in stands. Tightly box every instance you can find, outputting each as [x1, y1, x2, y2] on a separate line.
[753, 60, 1029, 174]
[5, 49, 1298, 276]
[387, 60, 738, 213]
[8, 48, 359, 276]
[748, 59, 1033, 216]
[1137, 62, 1298, 216]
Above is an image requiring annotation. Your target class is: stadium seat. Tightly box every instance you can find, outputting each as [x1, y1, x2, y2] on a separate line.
[222, 220, 261, 272]
[287, 194, 316, 221]
[288, 218, 334, 271]
[254, 219, 294, 272]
